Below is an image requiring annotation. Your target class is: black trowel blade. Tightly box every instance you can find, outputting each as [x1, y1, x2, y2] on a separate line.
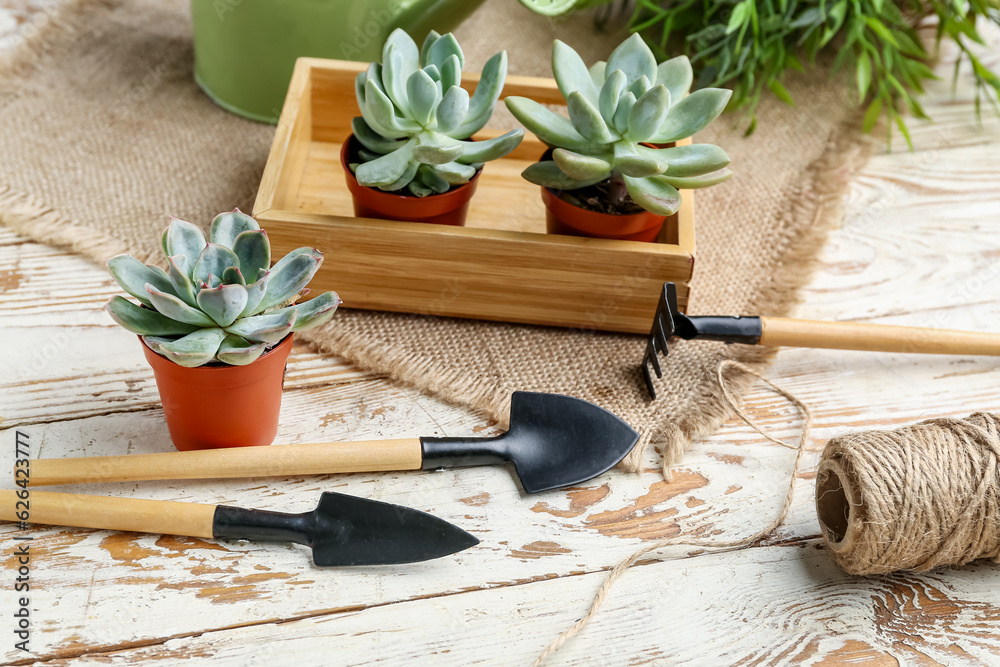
[310, 492, 479, 566]
[420, 392, 641, 494]
[506, 392, 640, 493]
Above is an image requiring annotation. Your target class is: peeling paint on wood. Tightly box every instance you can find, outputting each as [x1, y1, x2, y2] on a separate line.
[459, 492, 490, 506]
[2, 17, 1000, 667]
[509, 541, 572, 560]
[583, 473, 709, 540]
[529, 483, 610, 518]
[100, 534, 161, 565]
[0, 267, 22, 291]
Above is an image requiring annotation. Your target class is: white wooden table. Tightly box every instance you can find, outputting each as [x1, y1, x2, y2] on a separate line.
[3, 5, 1000, 664]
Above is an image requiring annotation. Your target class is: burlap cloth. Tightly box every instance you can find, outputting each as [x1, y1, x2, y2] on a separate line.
[0, 0, 873, 473]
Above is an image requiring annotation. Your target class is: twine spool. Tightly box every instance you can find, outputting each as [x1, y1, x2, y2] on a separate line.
[816, 412, 1000, 576]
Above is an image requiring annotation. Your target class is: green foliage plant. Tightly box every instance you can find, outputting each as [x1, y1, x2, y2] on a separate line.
[519, 0, 1000, 148]
[351, 28, 524, 197]
[504, 34, 733, 216]
[105, 211, 340, 368]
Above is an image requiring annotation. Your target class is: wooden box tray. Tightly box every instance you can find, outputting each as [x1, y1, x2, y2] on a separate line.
[253, 57, 695, 334]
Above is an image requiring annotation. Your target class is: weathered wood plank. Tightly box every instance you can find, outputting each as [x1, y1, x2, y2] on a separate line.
[0, 324, 377, 426]
[5, 353, 996, 664]
[1, 7, 1000, 667]
[0, 227, 26, 247]
[0, 379, 825, 659]
[0, 243, 119, 324]
[26, 546, 1000, 666]
[0, 240, 380, 425]
[803, 146, 1000, 324]
[881, 21, 1000, 152]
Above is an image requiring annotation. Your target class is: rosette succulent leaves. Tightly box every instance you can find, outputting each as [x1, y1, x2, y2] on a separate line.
[351, 28, 524, 197]
[104, 211, 340, 368]
[504, 34, 733, 216]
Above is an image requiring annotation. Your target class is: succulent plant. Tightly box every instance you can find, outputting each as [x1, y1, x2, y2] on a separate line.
[504, 34, 734, 216]
[350, 28, 524, 197]
[104, 211, 340, 368]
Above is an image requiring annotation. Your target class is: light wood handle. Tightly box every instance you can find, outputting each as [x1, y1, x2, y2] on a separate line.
[759, 317, 1000, 356]
[26, 439, 424, 486]
[0, 490, 216, 538]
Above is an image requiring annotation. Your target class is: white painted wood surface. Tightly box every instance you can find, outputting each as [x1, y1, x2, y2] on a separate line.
[3, 6, 1000, 666]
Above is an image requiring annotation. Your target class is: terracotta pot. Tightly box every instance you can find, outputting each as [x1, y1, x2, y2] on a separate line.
[341, 135, 480, 226]
[541, 187, 666, 243]
[141, 335, 294, 451]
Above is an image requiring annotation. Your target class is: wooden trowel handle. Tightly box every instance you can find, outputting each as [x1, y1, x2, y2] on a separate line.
[760, 317, 1000, 356]
[26, 439, 424, 486]
[0, 489, 216, 538]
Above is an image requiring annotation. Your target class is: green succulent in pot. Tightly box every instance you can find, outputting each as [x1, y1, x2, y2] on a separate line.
[104, 211, 340, 368]
[505, 34, 733, 217]
[350, 28, 524, 197]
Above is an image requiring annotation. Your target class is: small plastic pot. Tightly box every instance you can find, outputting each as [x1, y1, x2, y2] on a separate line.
[141, 335, 294, 451]
[541, 187, 666, 243]
[341, 136, 480, 226]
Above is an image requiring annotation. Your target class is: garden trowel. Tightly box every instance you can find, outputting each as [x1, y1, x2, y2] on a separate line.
[643, 282, 1000, 398]
[26, 392, 639, 494]
[0, 490, 477, 566]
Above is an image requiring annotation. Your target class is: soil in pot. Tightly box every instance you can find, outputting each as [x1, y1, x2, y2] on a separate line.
[537, 149, 667, 242]
[542, 187, 666, 242]
[341, 135, 480, 226]
[141, 335, 294, 451]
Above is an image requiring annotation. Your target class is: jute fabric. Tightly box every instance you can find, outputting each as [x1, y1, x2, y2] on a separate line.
[0, 0, 874, 472]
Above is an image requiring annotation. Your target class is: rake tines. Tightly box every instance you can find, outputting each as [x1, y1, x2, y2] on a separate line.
[641, 283, 679, 399]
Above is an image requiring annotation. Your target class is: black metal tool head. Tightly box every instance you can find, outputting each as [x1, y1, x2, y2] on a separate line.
[420, 392, 640, 494]
[640, 283, 763, 400]
[214, 492, 479, 567]
[310, 492, 479, 566]
[642, 283, 681, 399]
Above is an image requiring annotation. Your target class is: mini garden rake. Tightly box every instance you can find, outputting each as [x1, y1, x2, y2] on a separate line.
[643, 283, 1000, 399]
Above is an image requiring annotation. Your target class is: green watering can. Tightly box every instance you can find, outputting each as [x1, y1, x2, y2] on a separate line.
[192, 0, 485, 123]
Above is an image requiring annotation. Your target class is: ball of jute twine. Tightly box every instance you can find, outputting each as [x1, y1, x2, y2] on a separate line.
[533, 362, 1000, 665]
[816, 412, 1000, 576]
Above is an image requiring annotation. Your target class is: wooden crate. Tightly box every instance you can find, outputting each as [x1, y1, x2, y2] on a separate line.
[253, 57, 695, 334]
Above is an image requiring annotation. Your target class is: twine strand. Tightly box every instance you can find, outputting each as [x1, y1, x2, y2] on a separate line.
[535, 369, 1000, 665]
[532, 361, 813, 666]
